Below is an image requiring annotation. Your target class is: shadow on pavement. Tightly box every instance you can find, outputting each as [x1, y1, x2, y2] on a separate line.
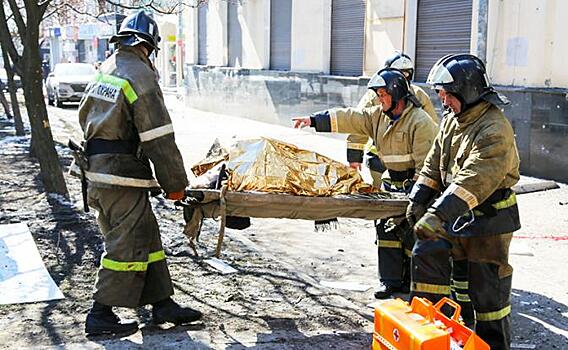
[224, 316, 370, 349]
[54, 104, 79, 110]
[511, 288, 568, 349]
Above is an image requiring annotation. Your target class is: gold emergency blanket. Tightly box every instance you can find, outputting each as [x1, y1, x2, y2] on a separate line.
[193, 137, 375, 196]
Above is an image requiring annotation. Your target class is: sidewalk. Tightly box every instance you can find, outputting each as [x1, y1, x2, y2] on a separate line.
[24, 97, 568, 349]
[169, 96, 568, 348]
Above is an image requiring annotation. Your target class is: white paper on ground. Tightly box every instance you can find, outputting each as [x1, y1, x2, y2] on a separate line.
[0, 223, 64, 304]
[319, 280, 372, 292]
[204, 257, 238, 274]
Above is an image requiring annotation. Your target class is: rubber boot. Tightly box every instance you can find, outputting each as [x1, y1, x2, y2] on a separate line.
[85, 301, 139, 336]
[374, 282, 405, 299]
[152, 298, 202, 325]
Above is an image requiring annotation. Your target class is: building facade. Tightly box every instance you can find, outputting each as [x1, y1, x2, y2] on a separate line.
[180, 0, 568, 183]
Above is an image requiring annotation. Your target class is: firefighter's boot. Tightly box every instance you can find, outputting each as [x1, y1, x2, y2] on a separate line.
[85, 301, 139, 336]
[152, 298, 202, 325]
[374, 282, 408, 299]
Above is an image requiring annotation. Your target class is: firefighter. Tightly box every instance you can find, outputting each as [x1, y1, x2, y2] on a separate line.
[78, 11, 202, 336]
[346, 51, 438, 188]
[293, 68, 438, 299]
[407, 54, 520, 350]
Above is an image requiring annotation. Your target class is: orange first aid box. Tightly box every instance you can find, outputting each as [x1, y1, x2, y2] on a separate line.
[372, 297, 490, 350]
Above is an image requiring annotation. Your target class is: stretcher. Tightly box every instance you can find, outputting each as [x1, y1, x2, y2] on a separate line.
[180, 188, 408, 257]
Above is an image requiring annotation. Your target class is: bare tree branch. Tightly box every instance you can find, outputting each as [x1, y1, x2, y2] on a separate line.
[6, 0, 27, 36]
[0, 3, 22, 73]
[39, 0, 52, 17]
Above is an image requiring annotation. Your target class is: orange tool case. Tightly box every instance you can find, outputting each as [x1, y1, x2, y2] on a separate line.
[372, 297, 490, 350]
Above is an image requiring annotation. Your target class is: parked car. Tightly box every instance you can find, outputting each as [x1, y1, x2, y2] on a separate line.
[45, 63, 96, 107]
[0, 68, 22, 92]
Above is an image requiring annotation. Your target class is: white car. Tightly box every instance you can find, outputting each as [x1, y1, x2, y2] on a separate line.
[0, 68, 22, 92]
[46, 63, 96, 107]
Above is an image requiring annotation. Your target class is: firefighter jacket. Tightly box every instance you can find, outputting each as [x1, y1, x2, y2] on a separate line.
[78, 46, 188, 194]
[311, 102, 438, 190]
[412, 84, 437, 124]
[346, 84, 438, 163]
[409, 101, 521, 237]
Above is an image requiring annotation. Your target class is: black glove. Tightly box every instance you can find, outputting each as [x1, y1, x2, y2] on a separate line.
[406, 201, 428, 227]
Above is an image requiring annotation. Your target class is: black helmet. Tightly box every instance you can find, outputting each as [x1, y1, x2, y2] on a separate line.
[384, 51, 414, 81]
[367, 68, 420, 113]
[110, 11, 161, 53]
[427, 54, 508, 107]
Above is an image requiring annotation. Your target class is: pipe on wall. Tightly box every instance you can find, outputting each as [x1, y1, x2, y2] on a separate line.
[476, 0, 488, 63]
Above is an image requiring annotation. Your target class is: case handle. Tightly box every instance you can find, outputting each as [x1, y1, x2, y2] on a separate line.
[434, 297, 462, 322]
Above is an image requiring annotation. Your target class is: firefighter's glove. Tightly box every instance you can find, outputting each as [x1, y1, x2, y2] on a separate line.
[406, 201, 427, 227]
[165, 190, 185, 201]
[414, 211, 446, 241]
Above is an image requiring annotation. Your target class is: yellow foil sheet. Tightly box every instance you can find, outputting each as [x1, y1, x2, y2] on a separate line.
[225, 138, 375, 196]
[191, 154, 227, 177]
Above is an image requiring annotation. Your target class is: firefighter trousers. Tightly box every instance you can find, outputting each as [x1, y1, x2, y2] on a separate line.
[88, 187, 174, 308]
[376, 218, 415, 288]
[410, 233, 513, 350]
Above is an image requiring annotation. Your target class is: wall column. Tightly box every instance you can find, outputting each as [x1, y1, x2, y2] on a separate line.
[290, 0, 332, 73]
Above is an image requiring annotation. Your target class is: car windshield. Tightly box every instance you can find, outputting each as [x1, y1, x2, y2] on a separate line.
[54, 64, 95, 76]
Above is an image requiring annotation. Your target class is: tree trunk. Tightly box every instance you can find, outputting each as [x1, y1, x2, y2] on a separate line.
[1, 49, 24, 136]
[22, 24, 68, 196]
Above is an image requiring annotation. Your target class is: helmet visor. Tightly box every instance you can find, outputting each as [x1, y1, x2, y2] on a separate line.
[426, 64, 454, 86]
[390, 56, 413, 70]
[367, 73, 387, 90]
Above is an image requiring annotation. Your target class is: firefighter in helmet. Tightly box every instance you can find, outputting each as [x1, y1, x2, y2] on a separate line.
[346, 51, 438, 189]
[407, 53, 520, 350]
[292, 68, 438, 299]
[78, 11, 202, 335]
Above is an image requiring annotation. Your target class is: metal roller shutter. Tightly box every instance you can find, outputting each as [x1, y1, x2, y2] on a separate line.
[330, 0, 365, 76]
[228, 2, 242, 67]
[198, 4, 208, 65]
[415, 0, 473, 81]
[270, 0, 292, 70]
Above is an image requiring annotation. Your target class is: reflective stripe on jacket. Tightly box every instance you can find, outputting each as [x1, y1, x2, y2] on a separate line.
[346, 89, 377, 162]
[411, 101, 521, 236]
[346, 84, 438, 163]
[78, 47, 188, 193]
[314, 102, 438, 180]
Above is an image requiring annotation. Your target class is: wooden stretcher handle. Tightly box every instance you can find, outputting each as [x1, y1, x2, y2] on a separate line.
[434, 297, 462, 321]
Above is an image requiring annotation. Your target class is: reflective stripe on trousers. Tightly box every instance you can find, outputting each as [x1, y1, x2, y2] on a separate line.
[377, 222, 405, 287]
[452, 259, 474, 328]
[476, 305, 511, 321]
[102, 250, 166, 272]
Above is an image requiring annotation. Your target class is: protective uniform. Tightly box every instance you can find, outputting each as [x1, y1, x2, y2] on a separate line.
[76, 12, 201, 336]
[310, 69, 438, 297]
[346, 51, 438, 188]
[408, 54, 520, 350]
[345, 89, 384, 187]
[79, 42, 187, 307]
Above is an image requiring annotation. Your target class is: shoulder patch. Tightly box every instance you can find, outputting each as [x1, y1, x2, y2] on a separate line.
[86, 73, 138, 104]
[87, 80, 122, 103]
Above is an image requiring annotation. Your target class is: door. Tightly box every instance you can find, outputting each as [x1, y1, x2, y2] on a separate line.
[414, 0, 473, 81]
[330, 0, 366, 76]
